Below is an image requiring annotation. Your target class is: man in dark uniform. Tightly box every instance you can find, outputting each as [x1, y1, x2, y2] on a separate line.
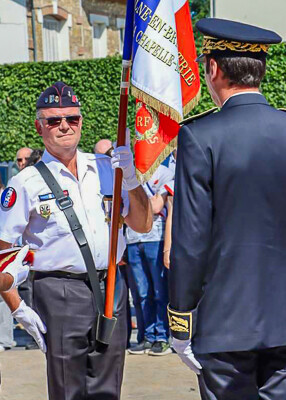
[168, 18, 286, 399]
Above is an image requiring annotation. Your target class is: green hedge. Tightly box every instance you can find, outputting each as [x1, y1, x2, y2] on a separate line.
[0, 56, 133, 161]
[0, 43, 285, 161]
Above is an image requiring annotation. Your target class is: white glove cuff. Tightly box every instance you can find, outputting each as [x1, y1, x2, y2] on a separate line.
[11, 300, 26, 317]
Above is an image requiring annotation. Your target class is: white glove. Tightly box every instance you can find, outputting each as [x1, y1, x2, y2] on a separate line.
[12, 300, 47, 353]
[111, 128, 140, 191]
[172, 338, 202, 375]
[4, 245, 30, 292]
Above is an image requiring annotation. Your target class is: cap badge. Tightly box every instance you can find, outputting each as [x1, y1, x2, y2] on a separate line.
[202, 36, 270, 55]
[49, 95, 55, 103]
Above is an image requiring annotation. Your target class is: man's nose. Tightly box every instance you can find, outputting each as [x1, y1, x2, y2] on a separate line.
[59, 118, 70, 130]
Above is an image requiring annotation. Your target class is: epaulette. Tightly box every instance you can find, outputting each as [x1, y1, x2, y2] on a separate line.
[180, 107, 218, 126]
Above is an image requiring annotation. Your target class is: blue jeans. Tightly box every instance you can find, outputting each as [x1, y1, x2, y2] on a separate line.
[127, 241, 169, 343]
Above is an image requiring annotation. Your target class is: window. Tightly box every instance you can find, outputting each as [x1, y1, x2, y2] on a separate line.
[43, 15, 70, 62]
[90, 14, 109, 59]
[43, 16, 60, 61]
[93, 23, 107, 58]
[117, 18, 125, 55]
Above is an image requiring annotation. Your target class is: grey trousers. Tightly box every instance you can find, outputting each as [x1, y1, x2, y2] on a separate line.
[197, 347, 286, 400]
[18, 272, 33, 308]
[33, 271, 127, 400]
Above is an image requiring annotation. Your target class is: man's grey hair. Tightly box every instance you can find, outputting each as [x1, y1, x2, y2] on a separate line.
[36, 109, 43, 119]
[36, 109, 44, 126]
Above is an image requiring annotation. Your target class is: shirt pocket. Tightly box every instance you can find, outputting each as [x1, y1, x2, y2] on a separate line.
[34, 200, 71, 237]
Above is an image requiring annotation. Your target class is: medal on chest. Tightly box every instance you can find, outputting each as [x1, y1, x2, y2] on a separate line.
[39, 203, 51, 219]
[102, 195, 124, 229]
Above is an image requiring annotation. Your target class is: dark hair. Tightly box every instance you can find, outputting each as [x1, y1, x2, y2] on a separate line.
[206, 54, 267, 88]
[26, 149, 44, 167]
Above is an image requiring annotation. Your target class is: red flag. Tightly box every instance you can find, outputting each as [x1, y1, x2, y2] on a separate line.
[0, 248, 34, 272]
[131, 0, 200, 181]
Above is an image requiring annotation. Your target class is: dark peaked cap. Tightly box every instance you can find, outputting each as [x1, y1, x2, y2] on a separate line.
[36, 81, 81, 109]
[196, 18, 282, 60]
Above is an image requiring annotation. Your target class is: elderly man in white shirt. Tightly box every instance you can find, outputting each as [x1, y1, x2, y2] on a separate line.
[0, 81, 152, 400]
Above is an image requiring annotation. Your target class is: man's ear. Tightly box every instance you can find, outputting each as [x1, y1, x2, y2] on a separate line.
[209, 58, 219, 82]
[35, 120, 42, 136]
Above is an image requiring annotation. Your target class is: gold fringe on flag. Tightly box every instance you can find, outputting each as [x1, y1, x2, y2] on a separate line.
[0, 251, 18, 269]
[183, 87, 201, 116]
[131, 86, 182, 123]
[136, 137, 178, 184]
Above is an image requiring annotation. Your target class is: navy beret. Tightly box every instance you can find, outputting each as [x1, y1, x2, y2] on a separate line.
[36, 81, 81, 109]
[196, 18, 282, 60]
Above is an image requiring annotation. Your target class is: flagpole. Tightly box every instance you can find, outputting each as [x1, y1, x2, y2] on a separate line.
[104, 0, 135, 320]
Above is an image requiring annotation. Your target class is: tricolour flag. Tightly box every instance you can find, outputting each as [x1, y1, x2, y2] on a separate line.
[131, 0, 200, 181]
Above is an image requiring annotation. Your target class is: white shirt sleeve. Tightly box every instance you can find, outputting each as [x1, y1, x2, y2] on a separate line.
[0, 175, 31, 244]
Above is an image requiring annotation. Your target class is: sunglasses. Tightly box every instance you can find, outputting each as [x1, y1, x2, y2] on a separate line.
[39, 115, 82, 127]
[17, 157, 30, 162]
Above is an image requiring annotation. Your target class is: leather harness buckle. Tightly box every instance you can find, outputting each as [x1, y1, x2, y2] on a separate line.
[56, 196, 73, 211]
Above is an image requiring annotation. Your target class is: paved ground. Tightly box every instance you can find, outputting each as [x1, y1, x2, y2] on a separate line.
[0, 348, 200, 400]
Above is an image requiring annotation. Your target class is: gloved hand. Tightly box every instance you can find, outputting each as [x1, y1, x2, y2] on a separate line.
[111, 128, 140, 191]
[12, 300, 47, 353]
[172, 338, 202, 375]
[4, 245, 30, 292]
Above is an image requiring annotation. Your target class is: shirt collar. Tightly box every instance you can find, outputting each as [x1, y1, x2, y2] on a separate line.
[41, 149, 97, 180]
[77, 150, 98, 182]
[222, 91, 263, 107]
[41, 149, 67, 175]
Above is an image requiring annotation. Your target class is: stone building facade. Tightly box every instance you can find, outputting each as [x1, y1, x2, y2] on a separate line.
[0, 0, 127, 64]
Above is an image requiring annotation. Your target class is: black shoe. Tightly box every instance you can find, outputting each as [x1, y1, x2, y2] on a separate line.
[127, 339, 153, 355]
[25, 342, 39, 350]
[148, 341, 172, 356]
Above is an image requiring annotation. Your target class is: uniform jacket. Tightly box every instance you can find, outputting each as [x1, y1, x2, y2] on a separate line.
[169, 93, 286, 354]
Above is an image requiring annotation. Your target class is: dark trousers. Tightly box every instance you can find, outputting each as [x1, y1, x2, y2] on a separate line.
[18, 271, 33, 307]
[197, 347, 286, 400]
[33, 271, 127, 400]
[118, 264, 132, 348]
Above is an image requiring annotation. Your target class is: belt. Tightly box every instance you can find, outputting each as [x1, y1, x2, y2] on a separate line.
[33, 270, 108, 282]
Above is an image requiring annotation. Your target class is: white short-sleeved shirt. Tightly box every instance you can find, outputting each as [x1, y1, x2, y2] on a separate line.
[0, 150, 129, 272]
[126, 164, 174, 244]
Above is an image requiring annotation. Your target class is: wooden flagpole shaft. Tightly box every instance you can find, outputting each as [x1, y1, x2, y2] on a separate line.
[105, 61, 131, 318]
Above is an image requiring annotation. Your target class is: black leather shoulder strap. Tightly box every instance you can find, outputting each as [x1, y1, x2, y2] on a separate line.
[34, 161, 104, 315]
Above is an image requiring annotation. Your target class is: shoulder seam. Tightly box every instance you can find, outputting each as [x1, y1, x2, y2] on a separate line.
[11, 166, 38, 184]
[183, 125, 210, 168]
